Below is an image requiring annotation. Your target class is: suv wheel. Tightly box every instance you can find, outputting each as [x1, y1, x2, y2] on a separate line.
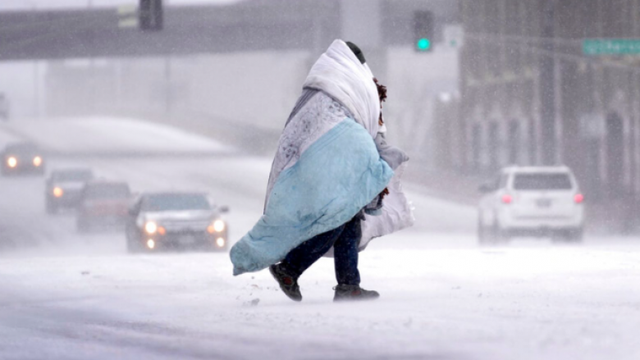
[564, 228, 583, 243]
[492, 223, 509, 244]
[478, 217, 493, 245]
[478, 213, 508, 246]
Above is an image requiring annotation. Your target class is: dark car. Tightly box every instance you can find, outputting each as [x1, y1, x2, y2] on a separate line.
[1, 142, 45, 175]
[125, 192, 229, 253]
[77, 180, 132, 232]
[45, 168, 94, 213]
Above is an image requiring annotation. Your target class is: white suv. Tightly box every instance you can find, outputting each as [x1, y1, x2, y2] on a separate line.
[478, 166, 584, 244]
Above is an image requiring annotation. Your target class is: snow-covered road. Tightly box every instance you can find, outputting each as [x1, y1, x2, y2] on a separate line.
[1, 118, 639, 360]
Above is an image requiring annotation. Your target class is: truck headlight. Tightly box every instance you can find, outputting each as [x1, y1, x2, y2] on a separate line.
[7, 157, 17, 168]
[33, 156, 42, 167]
[144, 221, 157, 234]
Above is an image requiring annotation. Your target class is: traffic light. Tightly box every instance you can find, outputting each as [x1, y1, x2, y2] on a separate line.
[413, 10, 434, 52]
[139, 0, 163, 31]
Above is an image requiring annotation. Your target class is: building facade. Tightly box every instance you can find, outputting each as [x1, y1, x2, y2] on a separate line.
[459, 0, 640, 206]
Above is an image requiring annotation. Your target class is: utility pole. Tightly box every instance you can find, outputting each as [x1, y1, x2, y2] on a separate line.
[33, 60, 39, 118]
[539, 0, 556, 165]
[31, 2, 39, 118]
[165, 56, 171, 114]
[88, 0, 95, 115]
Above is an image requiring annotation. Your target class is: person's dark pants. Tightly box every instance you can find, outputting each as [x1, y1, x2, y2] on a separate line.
[280, 216, 361, 286]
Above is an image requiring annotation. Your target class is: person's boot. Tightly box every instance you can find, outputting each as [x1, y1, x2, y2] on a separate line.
[333, 284, 380, 302]
[269, 264, 302, 302]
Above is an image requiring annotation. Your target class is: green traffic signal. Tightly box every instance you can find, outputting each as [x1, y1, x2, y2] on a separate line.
[417, 38, 431, 51]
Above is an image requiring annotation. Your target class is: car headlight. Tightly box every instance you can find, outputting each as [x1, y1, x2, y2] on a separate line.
[7, 157, 17, 168]
[53, 187, 64, 197]
[216, 237, 225, 247]
[213, 219, 225, 232]
[33, 156, 42, 167]
[144, 221, 157, 234]
[207, 219, 226, 234]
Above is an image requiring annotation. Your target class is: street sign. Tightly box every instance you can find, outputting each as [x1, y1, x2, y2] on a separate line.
[583, 39, 640, 55]
[118, 5, 138, 28]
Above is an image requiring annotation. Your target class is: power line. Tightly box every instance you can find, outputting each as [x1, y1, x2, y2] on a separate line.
[467, 32, 584, 47]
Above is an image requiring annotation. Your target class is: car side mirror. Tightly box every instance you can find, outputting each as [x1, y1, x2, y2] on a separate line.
[218, 205, 229, 213]
[478, 184, 495, 193]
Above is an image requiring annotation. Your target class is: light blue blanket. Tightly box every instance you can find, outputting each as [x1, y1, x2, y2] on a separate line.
[230, 118, 393, 275]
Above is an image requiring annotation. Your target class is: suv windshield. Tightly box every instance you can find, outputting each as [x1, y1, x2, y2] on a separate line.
[54, 170, 93, 182]
[85, 184, 131, 199]
[513, 173, 572, 190]
[142, 194, 211, 212]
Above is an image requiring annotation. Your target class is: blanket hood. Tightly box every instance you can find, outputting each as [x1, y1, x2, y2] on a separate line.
[303, 39, 380, 138]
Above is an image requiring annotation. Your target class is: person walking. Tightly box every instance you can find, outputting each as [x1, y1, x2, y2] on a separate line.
[230, 40, 411, 302]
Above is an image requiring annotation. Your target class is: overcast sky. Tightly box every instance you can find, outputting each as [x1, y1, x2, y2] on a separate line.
[0, 0, 241, 11]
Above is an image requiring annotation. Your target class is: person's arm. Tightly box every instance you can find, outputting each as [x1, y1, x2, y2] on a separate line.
[363, 188, 389, 216]
[363, 131, 408, 217]
[374, 132, 409, 170]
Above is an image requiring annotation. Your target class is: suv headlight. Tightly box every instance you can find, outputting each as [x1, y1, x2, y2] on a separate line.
[144, 221, 157, 234]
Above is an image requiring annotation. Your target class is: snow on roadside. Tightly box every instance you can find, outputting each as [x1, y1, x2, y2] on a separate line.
[3, 116, 233, 155]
